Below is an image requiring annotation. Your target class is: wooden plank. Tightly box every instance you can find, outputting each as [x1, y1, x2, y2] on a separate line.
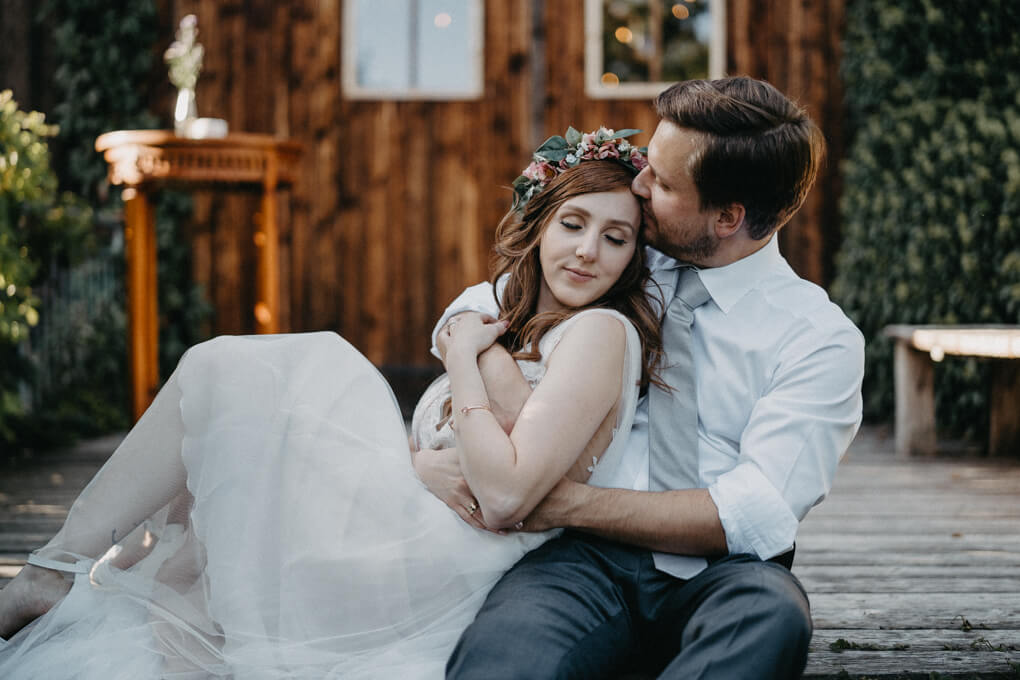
[810, 592, 1020, 630]
[804, 495, 1020, 517]
[794, 552, 1020, 568]
[797, 565, 1020, 593]
[893, 340, 938, 456]
[990, 361, 1020, 457]
[402, 101, 433, 363]
[800, 516, 1020, 535]
[798, 534, 1020, 552]
[806, 629, 1020, 679]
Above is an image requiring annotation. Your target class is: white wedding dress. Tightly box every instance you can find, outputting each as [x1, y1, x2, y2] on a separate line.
[0, 309, 640, 679]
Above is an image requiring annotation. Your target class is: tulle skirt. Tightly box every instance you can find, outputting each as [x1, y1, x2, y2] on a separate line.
[0, 333, 553, 679]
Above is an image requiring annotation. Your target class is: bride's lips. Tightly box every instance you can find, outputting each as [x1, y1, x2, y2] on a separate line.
[564, 267, 595, 282]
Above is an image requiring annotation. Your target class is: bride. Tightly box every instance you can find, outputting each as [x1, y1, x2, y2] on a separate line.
[0, 128, 662, 678]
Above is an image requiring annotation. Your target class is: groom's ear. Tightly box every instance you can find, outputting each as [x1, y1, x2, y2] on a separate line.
[713, 203, 746, 240]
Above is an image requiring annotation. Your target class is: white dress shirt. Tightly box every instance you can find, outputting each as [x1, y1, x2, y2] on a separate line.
[430, 236, 865, 577]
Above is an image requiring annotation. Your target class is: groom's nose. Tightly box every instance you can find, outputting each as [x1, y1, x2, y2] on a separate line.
[631, 167, 651, 198]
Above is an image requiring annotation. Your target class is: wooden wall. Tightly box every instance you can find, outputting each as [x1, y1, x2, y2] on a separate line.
[727, 0, 846, 288]
[157, 0, 846, 377]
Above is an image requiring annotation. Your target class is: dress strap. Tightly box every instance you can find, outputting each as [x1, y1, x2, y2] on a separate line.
[26, 552, 94, 575]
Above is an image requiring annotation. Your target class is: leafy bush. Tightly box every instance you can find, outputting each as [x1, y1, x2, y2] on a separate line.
[1, 1, 212, 455]
[832, 0, 1020, 441]
[0, 90, 93, 445]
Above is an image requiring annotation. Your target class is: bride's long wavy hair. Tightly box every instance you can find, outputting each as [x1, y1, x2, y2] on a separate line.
[491, 160, 665, 390]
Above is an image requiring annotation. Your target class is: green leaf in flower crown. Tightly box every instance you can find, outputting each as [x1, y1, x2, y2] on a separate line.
[565, 127, 582, 146]
[512, 175, 529, 189]
[541, 149, 570, 162]
[613, 128, 642, 139]
[535, 135, 568, 154]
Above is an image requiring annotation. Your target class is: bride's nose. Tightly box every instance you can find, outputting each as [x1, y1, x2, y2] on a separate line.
[575, 233, 598, 261]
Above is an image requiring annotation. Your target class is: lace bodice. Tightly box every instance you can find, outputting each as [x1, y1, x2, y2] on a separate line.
[410, 309, 642, 487]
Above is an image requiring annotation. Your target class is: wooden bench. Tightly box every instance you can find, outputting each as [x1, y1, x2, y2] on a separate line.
[884, 325, 1020, 456]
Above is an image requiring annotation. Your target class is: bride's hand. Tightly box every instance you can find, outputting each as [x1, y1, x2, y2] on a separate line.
[444, 314, 509, 362]
[412, 447, 490, 532]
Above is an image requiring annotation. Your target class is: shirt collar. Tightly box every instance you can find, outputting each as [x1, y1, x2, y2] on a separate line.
[646, 236, 785, 314]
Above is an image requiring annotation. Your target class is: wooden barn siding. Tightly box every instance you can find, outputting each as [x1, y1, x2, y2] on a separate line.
[158, 0, 845, 375]
[166, 0, 533, 376]
[728, 0, 846, 287]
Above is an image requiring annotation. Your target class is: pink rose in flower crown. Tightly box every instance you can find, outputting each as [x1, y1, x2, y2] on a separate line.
[523, 160, 557, 183]
[512, 126, 647, 211]
[629, 149, 647, 171]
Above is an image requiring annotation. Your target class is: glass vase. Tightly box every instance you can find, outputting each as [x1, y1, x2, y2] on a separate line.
[173, 87, 197, 136]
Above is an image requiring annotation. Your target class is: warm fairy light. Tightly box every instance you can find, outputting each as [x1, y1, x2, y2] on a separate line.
[255, 302, 273, 325]
[672, 4, 691, 19]
[601, 72, 620, 87]
[911, 328, 1020, 360]
[434, 12, 452, 28]
[615, 26, 633, 43]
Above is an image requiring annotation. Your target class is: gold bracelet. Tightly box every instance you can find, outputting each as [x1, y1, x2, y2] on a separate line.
[460, 404, 492, 415]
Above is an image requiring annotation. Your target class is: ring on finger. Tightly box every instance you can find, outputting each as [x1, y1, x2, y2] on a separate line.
[467, 501, 478, 516]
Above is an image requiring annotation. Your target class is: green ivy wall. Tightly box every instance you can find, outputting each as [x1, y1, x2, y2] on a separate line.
[832, 0, 1020, 440]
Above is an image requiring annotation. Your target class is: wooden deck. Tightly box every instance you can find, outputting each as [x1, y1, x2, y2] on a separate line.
[2, 428, 1018, 678]
[799, 428, 1020, 678]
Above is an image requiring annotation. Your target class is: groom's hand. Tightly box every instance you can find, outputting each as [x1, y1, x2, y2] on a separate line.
[514, 477, 589, 532]
[412, 447, 490, 531]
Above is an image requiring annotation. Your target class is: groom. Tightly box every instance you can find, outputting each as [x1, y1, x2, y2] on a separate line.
[422, 77, 864, 679]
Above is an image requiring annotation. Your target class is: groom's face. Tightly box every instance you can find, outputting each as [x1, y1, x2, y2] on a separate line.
[631, 121, 720, 264]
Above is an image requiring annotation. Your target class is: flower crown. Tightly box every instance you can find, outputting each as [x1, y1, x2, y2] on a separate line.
[511, 126, 648, 210]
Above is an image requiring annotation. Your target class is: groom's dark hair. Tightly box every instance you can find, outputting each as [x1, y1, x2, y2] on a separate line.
[655, 76, 825, 240]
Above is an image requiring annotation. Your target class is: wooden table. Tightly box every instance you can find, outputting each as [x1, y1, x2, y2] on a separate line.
[95, 130, 302, 421]
[884, 324, 1020, 457]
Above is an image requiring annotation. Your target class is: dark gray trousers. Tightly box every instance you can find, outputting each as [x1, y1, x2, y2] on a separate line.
[446, 531, 811, 680]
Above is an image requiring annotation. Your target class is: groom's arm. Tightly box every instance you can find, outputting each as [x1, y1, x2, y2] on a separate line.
[520, 481, 729, 556]
[523, 321, 865, 561]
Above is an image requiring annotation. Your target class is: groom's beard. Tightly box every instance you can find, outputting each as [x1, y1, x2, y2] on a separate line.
[646, 212, 720, 265]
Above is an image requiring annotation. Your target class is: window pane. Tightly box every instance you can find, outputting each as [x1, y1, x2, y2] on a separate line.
[417, 0, 475, 92]
[587, 0, 722, 98]
[602, 0, 712, 85]
[345, 0, 482, 99]
[354, 0, 412, 90]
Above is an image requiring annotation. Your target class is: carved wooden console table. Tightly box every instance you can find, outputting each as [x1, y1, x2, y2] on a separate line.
[95, 130, 302, 420]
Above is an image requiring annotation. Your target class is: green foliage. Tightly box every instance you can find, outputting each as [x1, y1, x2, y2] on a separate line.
[2, 1, 212, 454]
[832, 0, 1020, 440]
[39, 0, 160, 202]
[0, 90, 93, 445]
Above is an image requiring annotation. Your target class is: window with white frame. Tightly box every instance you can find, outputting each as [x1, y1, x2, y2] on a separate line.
[343, 0, 484, 100]
[585, 0, 725, 99]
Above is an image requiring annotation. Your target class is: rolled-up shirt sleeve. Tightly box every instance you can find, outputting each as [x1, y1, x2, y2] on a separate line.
[429, 280, 502, 359]
[707, 323, 865, 559]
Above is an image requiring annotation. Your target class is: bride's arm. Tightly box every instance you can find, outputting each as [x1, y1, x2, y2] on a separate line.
[444, 313, 626, 529]
[412, 327, 531, 529]
[436, 313, 532, 433]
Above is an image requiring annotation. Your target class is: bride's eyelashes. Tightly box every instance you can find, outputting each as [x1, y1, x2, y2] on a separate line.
[559, 220, 628, 247]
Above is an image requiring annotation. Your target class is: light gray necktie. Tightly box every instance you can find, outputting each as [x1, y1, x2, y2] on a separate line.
[648, 267, 710, 491]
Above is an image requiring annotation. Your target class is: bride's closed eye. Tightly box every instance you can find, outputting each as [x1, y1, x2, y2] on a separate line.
[560, 219, 583, 231]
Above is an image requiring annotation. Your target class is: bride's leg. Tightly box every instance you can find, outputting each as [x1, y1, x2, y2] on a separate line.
[0, 367, 189, 639]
